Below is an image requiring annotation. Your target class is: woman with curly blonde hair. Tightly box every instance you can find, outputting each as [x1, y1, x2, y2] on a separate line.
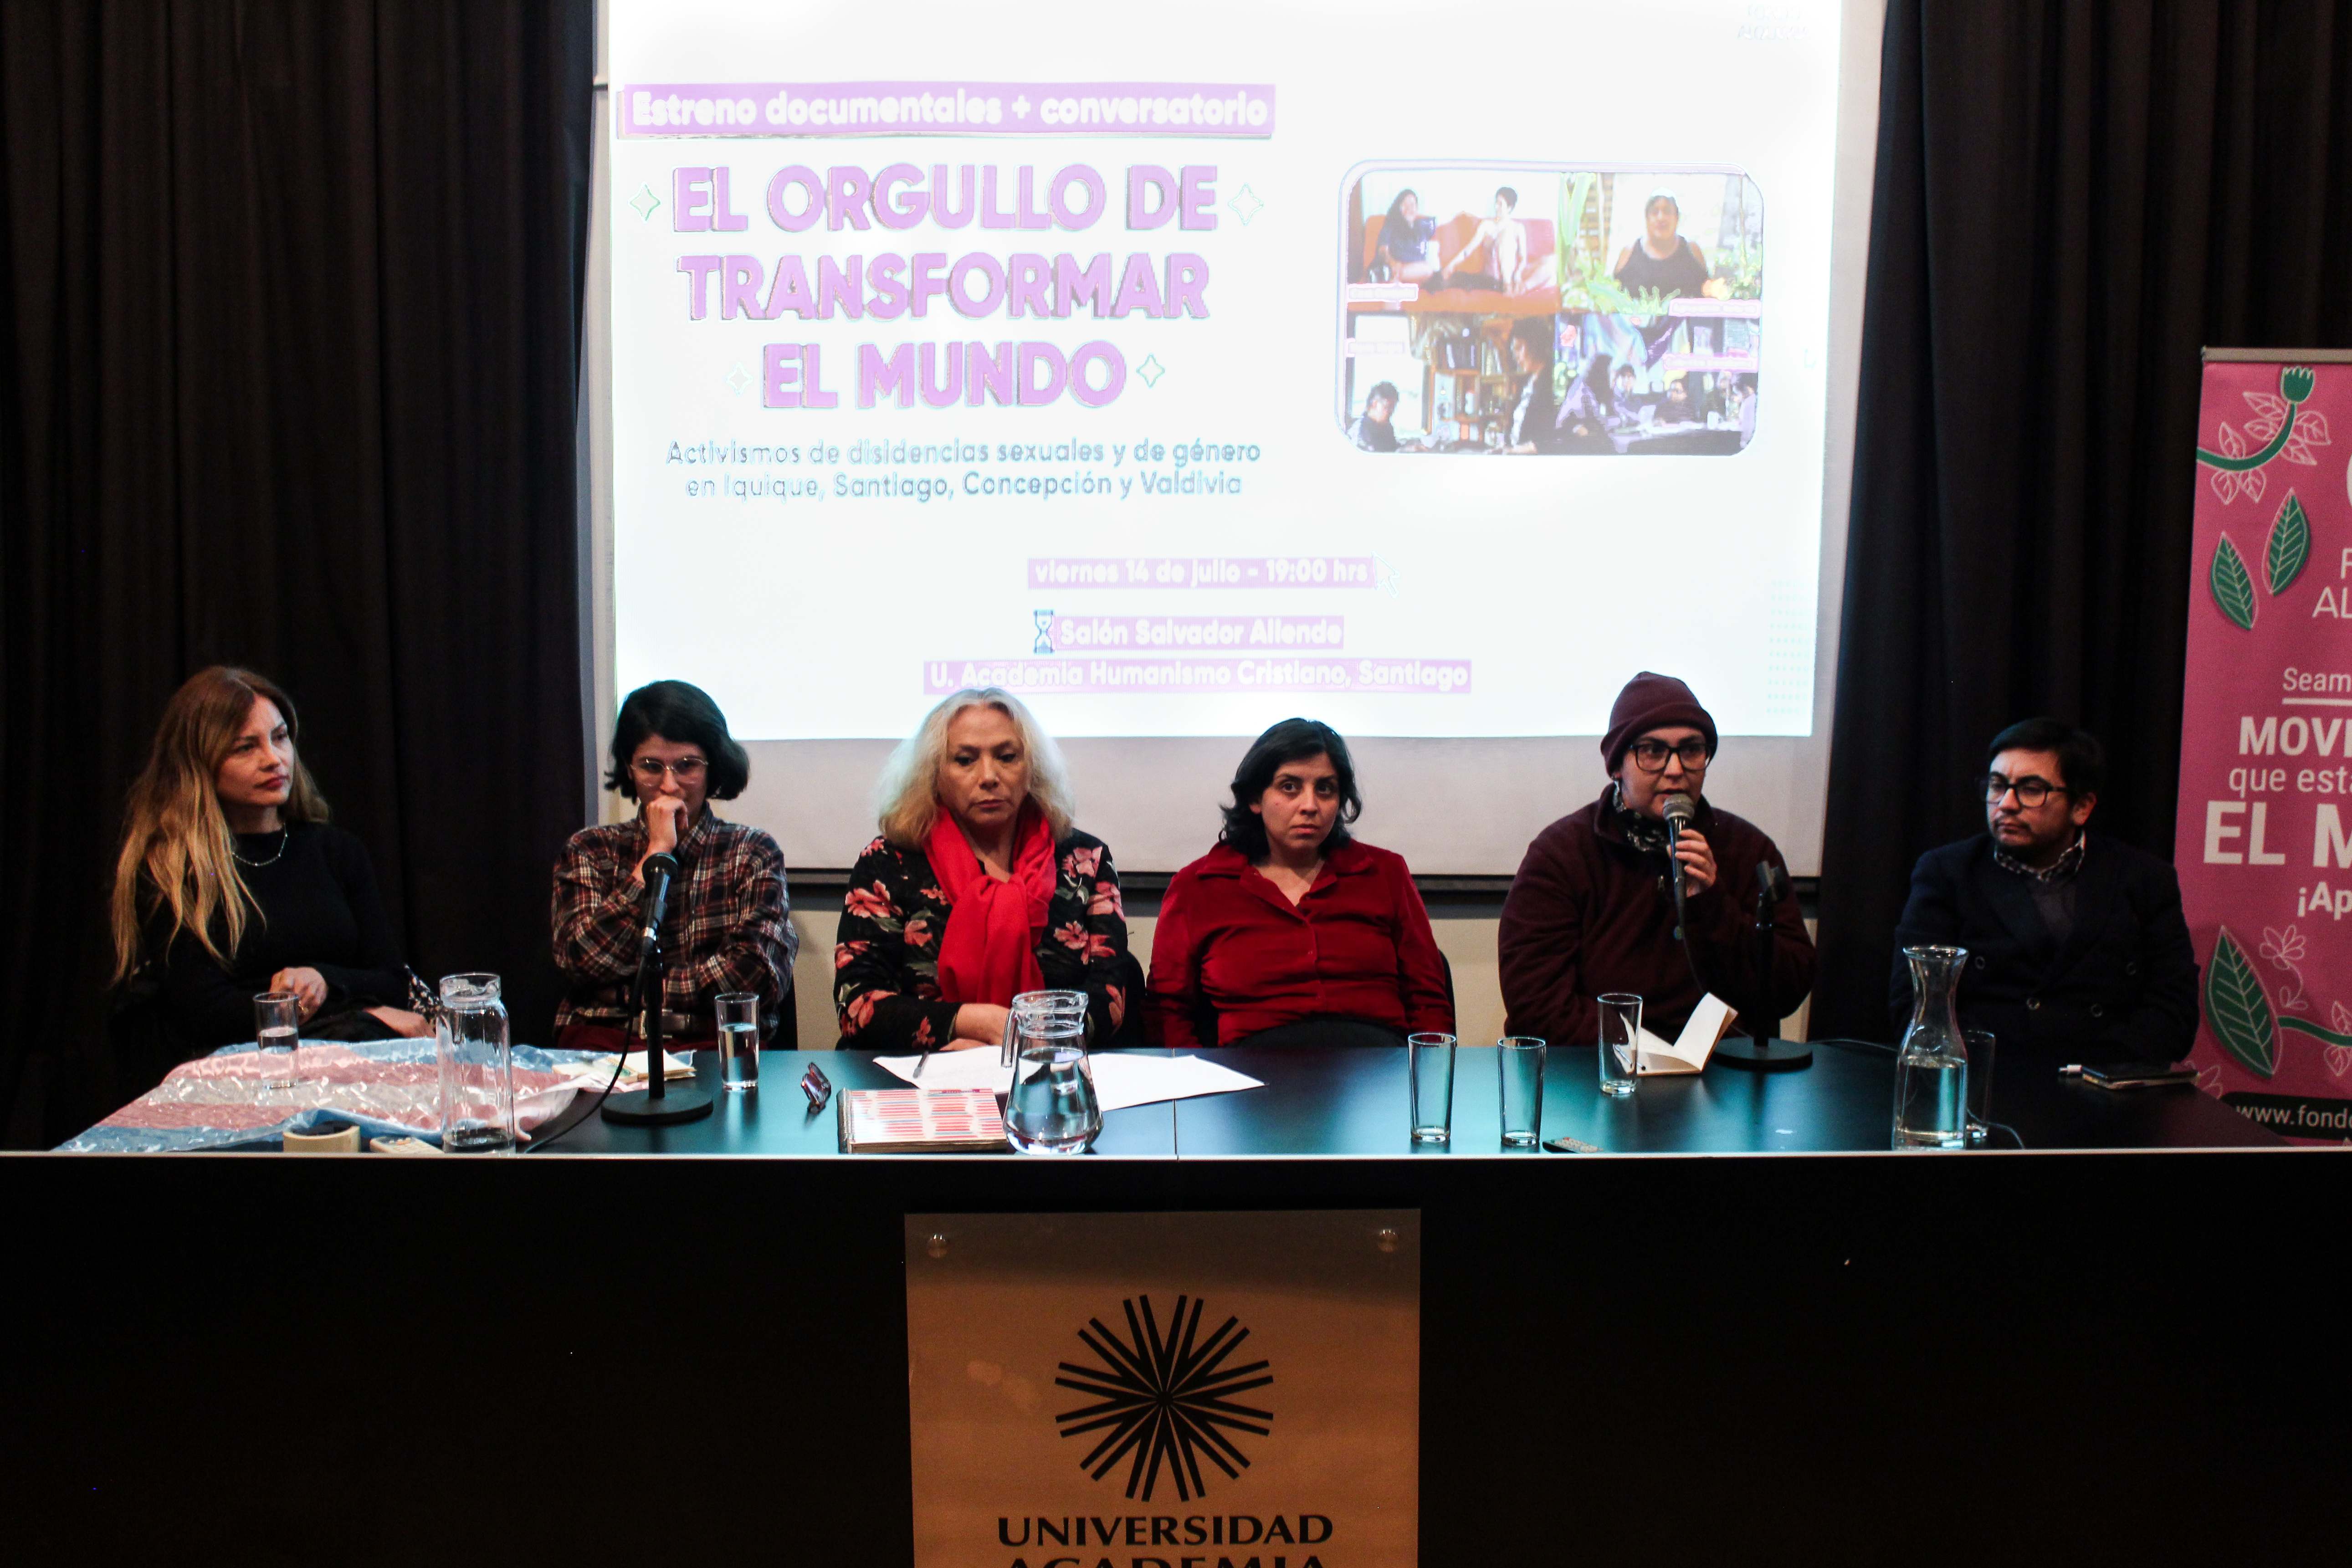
[834, 688, 1129, 1052]
[111, 668, 424, 1079]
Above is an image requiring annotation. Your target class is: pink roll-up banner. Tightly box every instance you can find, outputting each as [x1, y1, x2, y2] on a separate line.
[2175, 351, 2352, 1142]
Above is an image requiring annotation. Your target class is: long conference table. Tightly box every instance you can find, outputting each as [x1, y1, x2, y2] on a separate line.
[8, 1040, 2338, 1561]
[534, 1039, 2285, 1157]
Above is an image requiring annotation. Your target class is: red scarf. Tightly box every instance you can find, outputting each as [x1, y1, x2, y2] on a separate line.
[927, 804, 1056, 1007]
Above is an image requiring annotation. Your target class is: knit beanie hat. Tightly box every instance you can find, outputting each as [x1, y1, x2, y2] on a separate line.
[1601, 672, 1717, 772]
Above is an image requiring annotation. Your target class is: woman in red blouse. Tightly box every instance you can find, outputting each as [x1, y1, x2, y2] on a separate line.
[1147, 719, 1453, 1048]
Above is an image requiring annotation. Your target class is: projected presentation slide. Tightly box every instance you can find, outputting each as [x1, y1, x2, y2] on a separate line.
[608, 1, 1846, 742]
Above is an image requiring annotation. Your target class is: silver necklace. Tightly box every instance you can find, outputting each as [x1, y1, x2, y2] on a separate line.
[232, 827, 290, 868]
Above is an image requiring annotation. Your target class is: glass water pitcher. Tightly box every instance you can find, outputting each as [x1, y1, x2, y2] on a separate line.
[437, 972, 516, 1154]
[1893, 945, 1972, 1150]
[1001, 989, 1099, 1155]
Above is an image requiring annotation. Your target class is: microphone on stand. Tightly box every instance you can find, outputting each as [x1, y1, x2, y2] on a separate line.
[1660, 793, 1696, 938]
[1715, 858, 1813, 1071]
[601, 848, 713, 1127]
[637, 851, 679, 953]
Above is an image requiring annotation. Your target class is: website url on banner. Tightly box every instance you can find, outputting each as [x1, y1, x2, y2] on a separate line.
[2224, 1092, 2352, 1135]
[622, 82, 1276, 137]
[922, 656, 1471, 695]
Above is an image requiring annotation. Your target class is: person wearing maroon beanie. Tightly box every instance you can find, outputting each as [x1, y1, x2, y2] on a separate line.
[1497, 672, 1817, 1047]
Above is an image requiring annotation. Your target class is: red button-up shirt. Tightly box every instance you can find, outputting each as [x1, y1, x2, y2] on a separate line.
[1145, 839, 1454, 1046]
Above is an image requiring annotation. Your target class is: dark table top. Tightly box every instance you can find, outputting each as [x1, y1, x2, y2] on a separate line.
[532, 1046, 1178, 1157]
[534, 1039, 2281, 1157]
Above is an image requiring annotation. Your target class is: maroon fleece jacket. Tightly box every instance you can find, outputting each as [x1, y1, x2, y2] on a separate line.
[1498, 785, 1817, 1046]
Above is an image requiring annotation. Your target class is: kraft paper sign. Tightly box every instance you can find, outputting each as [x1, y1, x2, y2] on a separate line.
[904, 1209, 1420, 1568]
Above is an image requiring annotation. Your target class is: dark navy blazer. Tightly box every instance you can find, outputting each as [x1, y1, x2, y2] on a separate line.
[1889, 833, 2199, 1064]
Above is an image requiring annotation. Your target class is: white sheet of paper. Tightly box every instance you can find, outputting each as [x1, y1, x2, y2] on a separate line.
[552, 1050, 696, 1084]
[1636, 993, 1736, 1075]
[874, 1050, 1264, 1112]
[1089, 1052, 1265, 1112]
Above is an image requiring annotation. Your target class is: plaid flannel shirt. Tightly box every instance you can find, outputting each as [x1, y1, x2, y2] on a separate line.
[551, 809, 796, 1033]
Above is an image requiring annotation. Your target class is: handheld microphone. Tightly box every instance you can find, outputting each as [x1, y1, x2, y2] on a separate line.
[1660, 794, 1696, 935]
[637, 851, 679, 954]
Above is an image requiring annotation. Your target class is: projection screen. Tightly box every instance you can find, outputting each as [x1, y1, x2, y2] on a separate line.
[589, 0, 1884, 874]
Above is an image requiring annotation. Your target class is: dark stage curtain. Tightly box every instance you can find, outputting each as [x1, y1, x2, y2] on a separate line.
[0, 3, 593, 1144]
[1816, 0, 2352, 1040]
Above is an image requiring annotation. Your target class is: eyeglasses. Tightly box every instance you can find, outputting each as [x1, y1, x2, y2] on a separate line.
[1628, 738, 1711, 772]
[1978, 773, 2066, 808]
[632, 755, 708, 782]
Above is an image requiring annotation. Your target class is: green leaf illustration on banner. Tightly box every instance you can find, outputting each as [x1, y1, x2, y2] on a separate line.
[2266, 492, 2311, 595]
[2209, 535, 2257, 629]
[2203, 927, 2277, 1077]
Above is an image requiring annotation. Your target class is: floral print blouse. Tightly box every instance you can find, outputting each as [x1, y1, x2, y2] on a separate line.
[833, 828, 1130, 1051]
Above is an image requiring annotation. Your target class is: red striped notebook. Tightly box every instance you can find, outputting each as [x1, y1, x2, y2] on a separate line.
[838, 1088, 1008, 1153]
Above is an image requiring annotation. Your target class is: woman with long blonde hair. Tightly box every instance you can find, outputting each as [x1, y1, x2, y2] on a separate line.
[112, 668, 425, 1071]
[833, 688, 1130, 1052]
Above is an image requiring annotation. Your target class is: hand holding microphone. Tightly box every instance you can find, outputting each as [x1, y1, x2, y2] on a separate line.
[1659, 793, 1716, 897]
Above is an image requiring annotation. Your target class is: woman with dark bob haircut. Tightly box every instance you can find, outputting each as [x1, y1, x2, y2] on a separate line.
[1147, 718, 1452, 1047]
[550, 680, 795, 1050]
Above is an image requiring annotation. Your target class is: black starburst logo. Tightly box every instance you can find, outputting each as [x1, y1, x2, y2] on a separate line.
[1053, 1294, 1274, 1501]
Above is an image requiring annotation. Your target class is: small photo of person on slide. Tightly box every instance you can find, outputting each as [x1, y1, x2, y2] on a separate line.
[1342, 311, 1572, 453]
[1351, 170, 1562, 315]
[1342, 164, 1762, 455]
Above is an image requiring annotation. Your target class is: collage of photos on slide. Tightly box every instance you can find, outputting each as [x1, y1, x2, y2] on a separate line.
[1339, 166, 1763, 455]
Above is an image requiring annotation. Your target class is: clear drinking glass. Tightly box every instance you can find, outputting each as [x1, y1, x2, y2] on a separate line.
[717, 991, 759, 1092]
[1964, 1029, 1996, 1147]
[1409, 1033, 1456, 1144]
[1497, 1036, 1546, 1148]
[1598, 994, 1642, 1097]
[436, 973, 515, 1154]
[1004, 989, 1098, 1154]
[255, 991, 302, 1091]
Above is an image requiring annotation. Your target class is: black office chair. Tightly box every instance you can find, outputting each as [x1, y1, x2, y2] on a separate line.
[771, 981, 801, 1052]
[1107, 951, 1149, 1046]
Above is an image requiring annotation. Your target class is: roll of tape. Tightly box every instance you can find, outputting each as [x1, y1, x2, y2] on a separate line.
[283, 1119, 361, 1154]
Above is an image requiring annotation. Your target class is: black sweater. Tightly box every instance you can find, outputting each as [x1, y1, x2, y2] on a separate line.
[153, 823, 410, 1048]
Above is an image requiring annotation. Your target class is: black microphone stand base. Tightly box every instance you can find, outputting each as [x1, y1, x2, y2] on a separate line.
[1714, 1035, 1814, 1071]
[600, 1085, 714, 1125]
